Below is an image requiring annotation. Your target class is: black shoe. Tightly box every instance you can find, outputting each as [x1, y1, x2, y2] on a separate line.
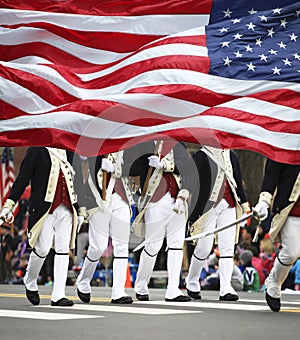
[77, 288, 91, 303]
[51, 298, 74, 306]
[111, 296, 133, 304]
[165, 295, 191, 302]
[25, 288, 40, 305]
[135, 293, 150, 301]
[187, 289, 202, 300]
[219, 293, 239, 301]
[265, 291, 280, 312]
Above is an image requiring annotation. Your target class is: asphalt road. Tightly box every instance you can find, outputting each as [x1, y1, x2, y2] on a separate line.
[0, 284, 299, 340]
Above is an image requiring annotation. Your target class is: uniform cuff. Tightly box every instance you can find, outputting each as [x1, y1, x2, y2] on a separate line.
[177, 189, 190, 201]
[4, 199, 15, 211]
[259, 191, 272, 206]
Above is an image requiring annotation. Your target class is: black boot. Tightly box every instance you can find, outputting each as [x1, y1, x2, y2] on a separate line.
[265, 292, 280, 312]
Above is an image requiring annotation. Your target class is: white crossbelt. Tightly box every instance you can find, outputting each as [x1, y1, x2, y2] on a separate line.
[88, 151, 124, 209]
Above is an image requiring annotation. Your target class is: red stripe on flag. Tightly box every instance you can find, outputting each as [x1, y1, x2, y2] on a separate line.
[1, 0, 213, 15]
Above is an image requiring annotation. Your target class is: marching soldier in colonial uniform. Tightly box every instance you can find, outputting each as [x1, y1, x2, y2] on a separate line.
[132, 140, 193, 302]
[0, 147, 84, 306]
[253, 159, 300, 312]
[186, 147, 249, 301]
[76, 149, 136, 304]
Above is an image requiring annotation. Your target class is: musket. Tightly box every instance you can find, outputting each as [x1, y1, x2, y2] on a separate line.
[135, 141, 162, 213]
[131, 141, 162, 239]
[102, 155, 108, 200]
[185, 211, 254, 242]
[140, 141, 162, 199]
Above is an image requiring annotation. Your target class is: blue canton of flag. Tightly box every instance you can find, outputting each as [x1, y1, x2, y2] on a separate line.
[207, 0, 300, 81]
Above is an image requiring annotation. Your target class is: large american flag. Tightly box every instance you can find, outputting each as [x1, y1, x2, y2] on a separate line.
[0, 0, 299, 164]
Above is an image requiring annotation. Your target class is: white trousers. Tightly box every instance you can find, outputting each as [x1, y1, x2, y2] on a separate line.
[266, 216, 300, 298]
[76, 193, 131, 300]
[23, 204, 73, 302]
[134, 192, 186, 299]
[186, 199, 237, 296]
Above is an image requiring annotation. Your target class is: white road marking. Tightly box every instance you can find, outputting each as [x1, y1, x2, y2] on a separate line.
[38, 304, 202, 315]
[136, 300, 271, 311]
[238, 298, 300, 305]
[0, 309, 104, 320]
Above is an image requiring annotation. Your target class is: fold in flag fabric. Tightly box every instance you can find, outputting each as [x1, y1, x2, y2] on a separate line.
[0, 0, 299, 164]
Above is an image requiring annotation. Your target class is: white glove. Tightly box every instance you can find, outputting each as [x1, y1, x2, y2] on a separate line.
[0, 207, 14, 224]
[253, 201, 269, 220]
[173, 197, 186, 214]
[101, 158, 115, 173]
[148, 155, 165, 169]
[173, 189, 189, 214]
